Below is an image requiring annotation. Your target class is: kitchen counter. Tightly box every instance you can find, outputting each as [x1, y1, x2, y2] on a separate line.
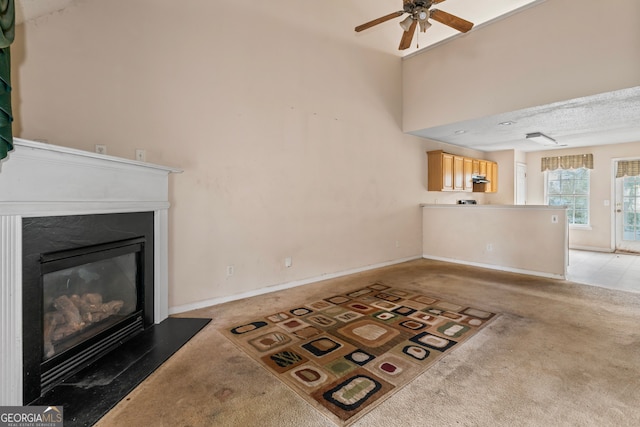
[420, 204, 565, 209]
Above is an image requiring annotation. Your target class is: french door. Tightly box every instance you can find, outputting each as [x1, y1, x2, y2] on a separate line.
[615, 175, 640, 252]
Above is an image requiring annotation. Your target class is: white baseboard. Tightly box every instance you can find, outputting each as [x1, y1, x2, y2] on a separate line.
[169, 255, 422, 315]
[422, 255, 566, 280]
[569, 245, 615, 253]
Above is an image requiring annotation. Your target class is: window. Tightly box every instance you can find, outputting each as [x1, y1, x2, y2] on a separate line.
[546, 168, 590, 225]
[622, 176, 640, 241]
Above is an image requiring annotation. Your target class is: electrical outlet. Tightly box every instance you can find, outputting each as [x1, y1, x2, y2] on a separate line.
[135, 149, 146, 162]
[95, 144, 107, 155]
[486, 243, 493, 252]
[226, 265, 234, 276]
[395, 240, 400, 248]
[285, 257, 292, 268]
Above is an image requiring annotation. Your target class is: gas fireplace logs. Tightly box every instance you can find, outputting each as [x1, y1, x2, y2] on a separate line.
[43, 293, 125, 358]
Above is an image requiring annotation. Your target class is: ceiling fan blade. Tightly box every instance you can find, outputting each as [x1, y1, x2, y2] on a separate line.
[430, 9, 474, 33]
[398, 19, 417, 50]
[403, 0, 447, 4]
[355, 11, 404, 32]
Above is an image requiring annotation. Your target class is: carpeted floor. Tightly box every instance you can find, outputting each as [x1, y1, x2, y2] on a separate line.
[221, 283, 497, 425]
[95, 259, 640, 427]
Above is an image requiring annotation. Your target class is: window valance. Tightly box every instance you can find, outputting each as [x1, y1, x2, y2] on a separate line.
[615, 160, 640, 178]
[541, 154, 593, 172]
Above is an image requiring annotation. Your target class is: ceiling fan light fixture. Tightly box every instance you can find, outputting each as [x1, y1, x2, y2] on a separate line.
[419, 19, 432, 32]
[399, 16, 414, 32]
[526, 132, 557, 146]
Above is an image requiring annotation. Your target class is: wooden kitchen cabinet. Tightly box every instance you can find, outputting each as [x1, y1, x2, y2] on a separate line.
[428, 150, 453, 191]
[479, 160, 487, 177]
[427, 150, 498, 193]
[463, 157, 474, 190]
[441, 152, 454, 191]
[473, 160, 498, 193]
[428, 151, 473, 192]
[453, 155, 465, 191]
[487, 161, 498, 193]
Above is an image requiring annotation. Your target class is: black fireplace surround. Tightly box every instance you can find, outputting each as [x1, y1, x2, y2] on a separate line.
[22, 212, 155, 404]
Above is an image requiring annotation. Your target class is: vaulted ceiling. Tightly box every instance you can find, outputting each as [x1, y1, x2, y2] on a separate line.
[15, 0, 541, 56]
[14, 0, 640, 153]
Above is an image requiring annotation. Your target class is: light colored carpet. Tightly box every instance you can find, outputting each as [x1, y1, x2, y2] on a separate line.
[95, 259, 640, 426]
[220, 283, 497, 425]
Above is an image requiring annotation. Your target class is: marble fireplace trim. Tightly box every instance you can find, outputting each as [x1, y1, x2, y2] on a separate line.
[0, 138, 182, 405]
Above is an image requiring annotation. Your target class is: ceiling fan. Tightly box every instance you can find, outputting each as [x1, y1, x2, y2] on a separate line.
[355, 0, 474, 50]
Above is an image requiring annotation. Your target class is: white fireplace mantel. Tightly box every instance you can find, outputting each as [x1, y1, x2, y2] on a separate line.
[0, 138, 182, 405]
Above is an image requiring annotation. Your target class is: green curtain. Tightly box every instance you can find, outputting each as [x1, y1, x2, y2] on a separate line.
[0, 0, 14, 160]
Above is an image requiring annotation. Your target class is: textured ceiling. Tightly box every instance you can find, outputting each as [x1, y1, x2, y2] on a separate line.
[410, 87, 640, 152]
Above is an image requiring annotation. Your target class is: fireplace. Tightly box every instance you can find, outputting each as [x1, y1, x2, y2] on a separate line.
[22, 212, 155, 403]
[1, 139, 185, 407]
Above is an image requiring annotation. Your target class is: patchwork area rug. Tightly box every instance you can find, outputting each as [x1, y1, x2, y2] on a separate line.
[221, 282, 498, 426]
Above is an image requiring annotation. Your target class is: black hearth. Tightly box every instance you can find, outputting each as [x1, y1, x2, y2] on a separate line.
[22, 212, 154, 404]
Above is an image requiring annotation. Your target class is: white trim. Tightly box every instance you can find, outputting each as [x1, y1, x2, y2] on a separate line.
[611, 156, 640, 252]
[569, 245, 614, 253]
[569, 224, 592, 231]
[0, 216, 23, 405]
[0, 201, 170, 217]
[516, 162, 527, 205]
[169, 256, 422, 314]
[154, 210, 170, 323]
[11, 138, 182, 174]
[611, 158, 617, 251]
[422, 254, 566, 280]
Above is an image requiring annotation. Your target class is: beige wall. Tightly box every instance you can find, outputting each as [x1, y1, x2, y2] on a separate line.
[10, 0, 639, 309]
[11, 0, 437, 310]
[526, 141, 640, 251]
[485, 150, 516, 205]
[403, 0, 640, 132]
[422, 205, 568, 278]
[403, 0, 640, 251]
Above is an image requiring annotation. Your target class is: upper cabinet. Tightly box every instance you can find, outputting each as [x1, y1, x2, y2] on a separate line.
[428, 151, 471, 192]
[487, 161, 498, 193]
[441, 152, 454, 191]
[427, 150, 497, 193]
[463, 157, 473, 190]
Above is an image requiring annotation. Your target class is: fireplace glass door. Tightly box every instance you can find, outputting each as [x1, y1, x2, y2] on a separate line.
[42, 252, 140, 360]
[40, 238, 144, 368]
